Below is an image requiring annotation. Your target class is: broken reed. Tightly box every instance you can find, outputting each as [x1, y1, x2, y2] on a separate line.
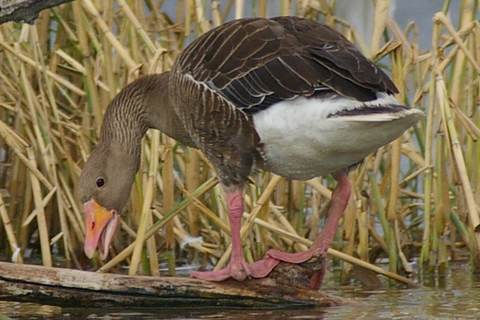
[0, 0, 478, 285]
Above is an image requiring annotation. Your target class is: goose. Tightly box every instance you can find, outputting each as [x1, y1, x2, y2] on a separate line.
[78, 16, 423, 289]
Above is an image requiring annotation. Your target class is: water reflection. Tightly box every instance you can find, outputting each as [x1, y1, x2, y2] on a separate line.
[325, 262, 480, 319]
[0, 301, 61, 318]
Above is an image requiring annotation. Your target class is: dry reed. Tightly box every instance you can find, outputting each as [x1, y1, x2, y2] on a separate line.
[0, 0, 478, 287]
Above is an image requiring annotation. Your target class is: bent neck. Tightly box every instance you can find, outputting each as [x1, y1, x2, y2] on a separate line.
[99, 76, 153, 156]
[98, 72, 192, 155]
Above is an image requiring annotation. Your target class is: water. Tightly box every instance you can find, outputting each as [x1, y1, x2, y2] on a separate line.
[1, 262, 479, 319]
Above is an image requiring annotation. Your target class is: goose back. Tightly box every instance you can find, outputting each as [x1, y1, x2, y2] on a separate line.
[174, 16, 397, 112]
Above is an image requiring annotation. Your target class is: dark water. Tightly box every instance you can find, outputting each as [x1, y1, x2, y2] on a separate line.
[1, 262, 479, 319]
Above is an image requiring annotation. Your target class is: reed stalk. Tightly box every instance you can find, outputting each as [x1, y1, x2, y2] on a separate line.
[161, 142, 176, 276]
[128, 132, 160, 276]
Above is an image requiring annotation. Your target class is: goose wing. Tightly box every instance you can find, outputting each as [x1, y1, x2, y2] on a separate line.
[175, 16, 398, 113]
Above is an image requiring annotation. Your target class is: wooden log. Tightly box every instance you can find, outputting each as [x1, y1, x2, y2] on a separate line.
[0, 0, 74, 24]
[0, 261, 351, 309]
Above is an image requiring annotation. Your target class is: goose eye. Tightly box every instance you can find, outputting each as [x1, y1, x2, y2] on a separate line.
[96, 178, 105, 188]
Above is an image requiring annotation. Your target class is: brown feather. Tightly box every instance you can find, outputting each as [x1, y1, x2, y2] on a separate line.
[178, 17, 398, 110]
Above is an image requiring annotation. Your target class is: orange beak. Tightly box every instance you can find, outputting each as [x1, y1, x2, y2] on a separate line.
[83, 199, 119, 260]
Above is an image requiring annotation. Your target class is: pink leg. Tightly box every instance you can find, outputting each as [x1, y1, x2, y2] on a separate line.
[191, 190, 280, 281]
[264, 172, 351, 288]
[191, 172, 350, 286]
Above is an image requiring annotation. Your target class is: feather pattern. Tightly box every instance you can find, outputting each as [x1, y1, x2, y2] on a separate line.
[175, 16, 398, 114]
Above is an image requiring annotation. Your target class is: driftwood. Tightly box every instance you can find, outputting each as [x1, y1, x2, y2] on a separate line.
[0, 261, 351, 309]
[0, 0, 74, 24]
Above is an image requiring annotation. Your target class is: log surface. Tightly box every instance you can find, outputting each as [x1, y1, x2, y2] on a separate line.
[0, 0, 73, 24]
[0, 261, 349, 309]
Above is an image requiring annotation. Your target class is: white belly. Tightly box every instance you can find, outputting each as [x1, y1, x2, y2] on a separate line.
[252, 94, 422, 180]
